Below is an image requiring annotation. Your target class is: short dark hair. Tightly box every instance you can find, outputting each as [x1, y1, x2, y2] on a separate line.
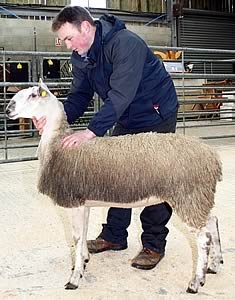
[52, 6, 95, 32]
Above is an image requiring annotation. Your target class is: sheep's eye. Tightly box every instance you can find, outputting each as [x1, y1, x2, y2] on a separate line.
[31, 93, 37, 98]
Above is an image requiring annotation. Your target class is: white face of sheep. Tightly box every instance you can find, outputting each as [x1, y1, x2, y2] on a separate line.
[6, 81, 56, 120]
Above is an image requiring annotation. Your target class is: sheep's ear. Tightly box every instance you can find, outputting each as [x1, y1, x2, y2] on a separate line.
[38, 78, 50, 97]
[38, 87, 48, 98]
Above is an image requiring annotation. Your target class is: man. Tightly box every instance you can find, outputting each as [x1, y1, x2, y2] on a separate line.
[34, 6, 178, 270]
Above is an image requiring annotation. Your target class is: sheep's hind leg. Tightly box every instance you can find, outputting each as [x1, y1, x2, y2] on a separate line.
[187, 228, 211, 293]
[206, 216, 223, 274]
[65, 206, 90, 290]
[82, 207, 90, 265]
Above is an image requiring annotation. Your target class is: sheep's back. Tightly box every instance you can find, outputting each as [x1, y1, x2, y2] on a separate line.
[38, 132, 222, 227]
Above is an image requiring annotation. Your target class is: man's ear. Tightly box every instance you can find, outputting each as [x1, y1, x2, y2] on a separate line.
[81, 20, 91, 33]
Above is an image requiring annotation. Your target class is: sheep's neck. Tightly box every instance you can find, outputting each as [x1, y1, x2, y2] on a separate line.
[38, 106, 71, 160]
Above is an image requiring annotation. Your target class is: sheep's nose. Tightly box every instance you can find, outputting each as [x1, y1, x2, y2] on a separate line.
[6, 101, 16, 116]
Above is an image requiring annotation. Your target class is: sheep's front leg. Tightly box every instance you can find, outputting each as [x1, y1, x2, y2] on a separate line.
[187, 228, 211, 293]
[65, 206, 90, 290]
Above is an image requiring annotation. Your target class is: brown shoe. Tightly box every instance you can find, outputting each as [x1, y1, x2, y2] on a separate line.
[131, 247, 165, 270]
[87, 237, 127, 254]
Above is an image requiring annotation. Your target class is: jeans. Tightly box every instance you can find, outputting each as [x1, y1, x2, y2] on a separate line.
[100, 113, 177, 253]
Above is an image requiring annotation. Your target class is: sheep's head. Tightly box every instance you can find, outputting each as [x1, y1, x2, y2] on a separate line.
[6, 79, 56, 120]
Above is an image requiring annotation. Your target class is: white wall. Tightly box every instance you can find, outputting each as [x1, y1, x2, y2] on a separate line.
[0, 18, 171, 52]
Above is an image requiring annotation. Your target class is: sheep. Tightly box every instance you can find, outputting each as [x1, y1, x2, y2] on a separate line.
[6, 80, 223, 294]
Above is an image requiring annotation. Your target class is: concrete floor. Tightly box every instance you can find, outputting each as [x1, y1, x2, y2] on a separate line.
[0, 138, 235, 300]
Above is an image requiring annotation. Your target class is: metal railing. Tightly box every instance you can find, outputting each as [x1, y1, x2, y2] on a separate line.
[0, 47, 235, 163]
[149, 46, 235, 138]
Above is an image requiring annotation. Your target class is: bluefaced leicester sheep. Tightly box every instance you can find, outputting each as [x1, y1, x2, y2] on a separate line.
[6, 80, 223, 293]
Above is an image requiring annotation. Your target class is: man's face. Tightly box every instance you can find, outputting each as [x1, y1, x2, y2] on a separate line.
[56, 21, 93, 56]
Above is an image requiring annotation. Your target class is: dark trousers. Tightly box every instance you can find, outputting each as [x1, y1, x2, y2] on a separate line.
[100, 113, 177, 253]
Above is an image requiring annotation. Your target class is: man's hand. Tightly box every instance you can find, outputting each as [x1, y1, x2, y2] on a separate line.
[62, 129, 96, 148]
[32, 116, 47, 135]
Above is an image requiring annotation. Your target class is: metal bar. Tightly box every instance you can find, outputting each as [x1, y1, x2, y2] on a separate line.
[1, 46, 235, 57]
[0, 144, 38, 150]
[0, 157, 37, 164]
[0, 6, 21, 19]
[177, 109, 234, 115]
[145, 14, 167, 26]
[177, 122, 235, 128]
[175, 86, 235, 90]
[0, 129, 38, 134]
[0, 60, 31, 63]
[181, 50, 186, 135]
[171, 73, 235, 79]
[0, 50, 70, 56]
[201, 135, 235, 139]
[2, 52, 8, 161]
[0, 82, 71, 87]
[178, 99, 235, 104]
[149, 46, 235, 54]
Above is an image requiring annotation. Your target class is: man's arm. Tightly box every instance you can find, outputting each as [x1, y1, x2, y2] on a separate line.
[64, 65, 94, 124]
[32, 116, 96, 147]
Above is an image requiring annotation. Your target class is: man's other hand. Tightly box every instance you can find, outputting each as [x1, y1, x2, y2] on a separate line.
[62, 129, 96, 148]
[32, 116, 47, 135]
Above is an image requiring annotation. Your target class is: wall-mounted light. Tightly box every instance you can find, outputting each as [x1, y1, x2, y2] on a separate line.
[17, 63, 22, 69]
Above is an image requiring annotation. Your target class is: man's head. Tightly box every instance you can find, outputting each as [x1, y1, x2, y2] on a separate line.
[52, 6, 96, 55]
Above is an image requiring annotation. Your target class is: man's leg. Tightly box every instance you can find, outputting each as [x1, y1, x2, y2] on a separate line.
[87, 208, 131, 253]
[131, 203, 172, 270]
[140, 203, 172, 253]
[100, 207, 131, 245]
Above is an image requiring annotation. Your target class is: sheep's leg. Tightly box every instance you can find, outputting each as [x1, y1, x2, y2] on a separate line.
[72, 207, 90, 264]
[187, 228, 211, 293]
[82, 207, 90, 264]
[65, 206, 89, 290]
[206, 216, 223, 274]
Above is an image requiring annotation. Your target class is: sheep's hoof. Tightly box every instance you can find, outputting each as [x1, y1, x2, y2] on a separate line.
[186, 287, 198, 294]
[65, 282, 78, 290]
[207, 268, 217, 274]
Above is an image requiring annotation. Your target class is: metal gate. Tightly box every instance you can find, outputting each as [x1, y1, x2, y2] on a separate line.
[0, 48, 235, 163]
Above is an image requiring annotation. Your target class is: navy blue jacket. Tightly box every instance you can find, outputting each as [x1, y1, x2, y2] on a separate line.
[64, 14, 178, 136]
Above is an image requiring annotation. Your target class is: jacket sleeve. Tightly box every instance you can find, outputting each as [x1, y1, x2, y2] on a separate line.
[64, 65, 94, 124]
[88, 33, 148, 136]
